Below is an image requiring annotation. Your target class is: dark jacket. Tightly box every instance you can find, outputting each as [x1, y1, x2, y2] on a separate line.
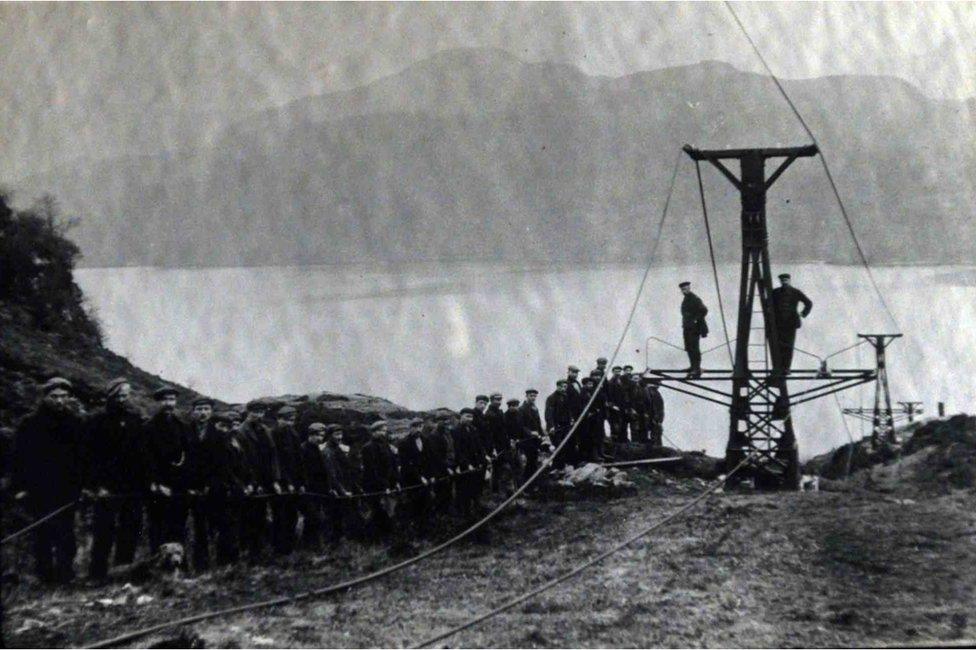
[85, 402, 149, 492]
[423, 423, 456, 476]
[771, 285, 813, 330]
[484, 404, 508, 455]
[13, 404, 85, 507]
[397, 432, 432, 485]
[566, 379, 583, 418]
[681, 291, 709, 335]
[647, 386, 665, 424]
[239, 418, 280, 490]
[472, 409, 492, 454]
[322, 442, 355, 494]
[189, 422, 246, 497]
[361, 437, 399, 492]
[301, 440, 328, 493]
[503, 407, 523, 447]
[545, 390, 573, 433]
[272, 424, 306, 490]
[144, 410, 193, 491]
[452, 422, 487, 470]
[606, 377, 628, 412]
[517, 402, 544, 438]
[628, 381, 650, 415]
[582, 385, 607, 423]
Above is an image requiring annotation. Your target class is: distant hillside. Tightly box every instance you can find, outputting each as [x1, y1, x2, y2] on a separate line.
[10, 49, 976, 268]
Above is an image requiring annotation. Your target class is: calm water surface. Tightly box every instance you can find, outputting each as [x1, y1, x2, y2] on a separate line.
[76, 263, 976, 459]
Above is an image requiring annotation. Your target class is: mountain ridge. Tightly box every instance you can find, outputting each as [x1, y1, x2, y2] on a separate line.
[9, 48, 976, 268]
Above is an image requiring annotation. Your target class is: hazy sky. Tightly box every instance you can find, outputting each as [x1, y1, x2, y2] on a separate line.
[1, 1, 973, 178]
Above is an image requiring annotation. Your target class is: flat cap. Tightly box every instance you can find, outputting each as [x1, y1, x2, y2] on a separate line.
[409, 417, 424, 427]
[308, 422, 328, 433]
[525, 388, 539, 395]
[623, 365, 634, 370]
[611, 365, 622, 371]
[475, 394, 489, 402]
[459, 407, 476, 416]
[582, 376, 596, 385]
[276, 405, 297, 417]
[191, 397, 215, 408]
[778, 273, 791, 280]
[325, 423, 344, 432]
[596, 357, 608, 364]
[506, 398, 520, 406]
[369, 420, 388, 431]
[42, 377, 73, 394]
[679, 281, 691, 288]
[567, 365, 580, 372]
[589, 370, 603, 378]
[104, 377, 129, 398]
[153, 386, 179, 400]
[489, 392, 503, 400]
[245, 400, 269, 412]
[556, 379, 568, 386]
[212, 412, 232, 425]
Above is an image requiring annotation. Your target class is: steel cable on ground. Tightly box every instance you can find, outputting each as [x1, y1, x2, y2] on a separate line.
[413, 456, 751, 648]
[722, 0, 901, 333]
[694, 159, 734, 367]
[84, 149, 685, 650]
[1, 501, 79, 546]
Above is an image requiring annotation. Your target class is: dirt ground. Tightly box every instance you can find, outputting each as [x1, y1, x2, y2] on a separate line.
[4, 467, 975, 649]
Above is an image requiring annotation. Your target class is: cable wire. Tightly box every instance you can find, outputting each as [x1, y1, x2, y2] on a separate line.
[84, 149, 686, 650]
[722, 0, 901, 333]
[1, 501, 78, 546]
[694, 159, 734, 367]
[413, 457, 750, 648]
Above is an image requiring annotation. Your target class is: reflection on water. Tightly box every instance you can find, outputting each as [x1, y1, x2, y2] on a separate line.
[76, 263, 976, 459]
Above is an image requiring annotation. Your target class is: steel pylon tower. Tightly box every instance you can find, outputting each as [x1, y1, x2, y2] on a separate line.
[841, 334, 919, 443]
[647, 144, 879, 490]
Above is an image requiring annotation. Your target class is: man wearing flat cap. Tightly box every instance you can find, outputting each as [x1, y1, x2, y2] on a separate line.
[398, 418, 434, 535]
[422, 416, 456, 516]
[238, 400, 280, 561]
[86, 377, 150, 581]
[271, 405, 306, 555]
[566, 366, 583, 420]
[484, 393, 509, 494]
[771, 273, 813, 373]
[545, 379, 575, 468]
[12, 377, 84, 583]
[299, 422, 329, 551]
[144, 386, 193, 554]
[452, 409, 488, 518]
[361, 420, 400, 538]
[605, 366, 627, 443]
[321, 424, 356, 545]
[517, 389, 544, 482]
[591, 357, 609, 378]
[679, 282, 709, 378]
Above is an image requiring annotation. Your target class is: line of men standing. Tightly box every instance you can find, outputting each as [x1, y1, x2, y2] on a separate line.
[543, 360, 666, 468]
[11, 364, 666, 585]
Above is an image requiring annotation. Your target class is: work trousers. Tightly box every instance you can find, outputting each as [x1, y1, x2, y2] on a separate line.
[630, 411, 649, 443]
[272, 495, 299, 555]
[649, 421, 664, 448]
[192, 496, 241, 571]
[683, 328, 702, 371]
[300, 495, 324, 550]
[777, 327, 798, 372]
[90, 498, 143, 579]
[550, 426, 576, 468]
[241, 496, 270, 561]
[492, 453, 517, 497]
[28, 502, 77, 583]
[455, 470, 484, 518]
[322, 499, 349, 546]
[147, 494, 189, 553]
[365, 494, 395, 539]
[608, 409, 627, 442]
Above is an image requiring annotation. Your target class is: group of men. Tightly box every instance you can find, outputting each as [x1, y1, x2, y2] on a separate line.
[8, 356, 668, 585]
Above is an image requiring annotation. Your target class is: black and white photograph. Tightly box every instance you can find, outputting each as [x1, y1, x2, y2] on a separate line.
[1, 1, 974, 647]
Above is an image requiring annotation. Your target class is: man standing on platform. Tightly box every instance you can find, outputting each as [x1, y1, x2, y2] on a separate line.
[771, 273, 813, 373]
[679, 281, 709, 378]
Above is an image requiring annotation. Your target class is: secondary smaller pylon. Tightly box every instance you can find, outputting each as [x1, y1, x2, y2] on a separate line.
[841, 334, 918, 444]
